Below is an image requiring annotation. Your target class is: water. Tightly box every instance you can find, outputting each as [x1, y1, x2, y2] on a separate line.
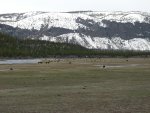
[0, 59, 42, 64]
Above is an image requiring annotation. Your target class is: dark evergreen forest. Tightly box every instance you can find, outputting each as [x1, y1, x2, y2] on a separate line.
[0, 32, 150, 58]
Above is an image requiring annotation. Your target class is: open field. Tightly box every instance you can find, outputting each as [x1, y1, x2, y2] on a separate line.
[0, 58, 150, 113]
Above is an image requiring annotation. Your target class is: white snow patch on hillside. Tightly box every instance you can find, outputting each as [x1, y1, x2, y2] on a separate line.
[0, 11, 45, 22]
[112, 37, 150, 50]
[84, 11, 150, 23]
[128, 38, 150, 50]
[1, 11, 150, 30]
[93, 37, 118, 49]
[39, 35, 50, 41]
[1, 12, 105, 30]
[40, 33, 150, 51]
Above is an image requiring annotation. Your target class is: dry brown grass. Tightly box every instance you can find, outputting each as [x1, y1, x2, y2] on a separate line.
[0, 58, 150, 113]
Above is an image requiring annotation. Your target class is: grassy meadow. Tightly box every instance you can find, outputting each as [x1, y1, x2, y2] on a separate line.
[0, 58, 150, 113]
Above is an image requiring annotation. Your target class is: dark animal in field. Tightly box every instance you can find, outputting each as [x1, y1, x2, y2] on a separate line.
[46, 61, 50, 64]
[126, 59, 128, 62]
[57, 94, 61, 97]
[83, 86, 87, 89]
[103, 65, 106, 68]
[10, 68, 13, 70]
[38, 61, 43, 64]
[82, 87, 86, 89]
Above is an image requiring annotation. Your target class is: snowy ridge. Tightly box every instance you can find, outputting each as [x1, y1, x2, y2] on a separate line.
[0, 11, 45, 22]
[40, 33, 150, 51]
[1, 11, 150, 30]
[0, 12, 104, 30]
[0, 11, 150, 51]
[84, 11, 150, 23]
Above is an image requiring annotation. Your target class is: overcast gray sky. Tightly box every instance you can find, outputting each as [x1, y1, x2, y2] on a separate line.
[0, 0, 149, 14]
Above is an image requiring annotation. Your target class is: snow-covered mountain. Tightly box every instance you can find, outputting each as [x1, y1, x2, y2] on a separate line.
[0, 11, 150, 51]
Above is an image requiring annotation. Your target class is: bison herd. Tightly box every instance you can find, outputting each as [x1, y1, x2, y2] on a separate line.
[38, 59, 60, 64]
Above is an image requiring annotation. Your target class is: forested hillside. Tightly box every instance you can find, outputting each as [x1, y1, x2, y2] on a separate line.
[1, 11, 150, 50]
[0, 32, 89, 57]
[0, 32, 150, 58]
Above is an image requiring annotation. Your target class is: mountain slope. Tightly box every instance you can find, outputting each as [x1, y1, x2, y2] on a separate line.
[0, 32, 90, 57]
[0, 11, 150, 50]
[1, 32, 150, 58]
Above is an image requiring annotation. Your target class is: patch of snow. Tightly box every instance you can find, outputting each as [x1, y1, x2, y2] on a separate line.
[84, 11, 150, 23]
[40, 34, 150, 51]
[1, 12, 104, 30]
[1, 11, 150, 30]
[39, 35, 50, 41]
[93, 37, 118, 49]
[111, 37, 150, 51]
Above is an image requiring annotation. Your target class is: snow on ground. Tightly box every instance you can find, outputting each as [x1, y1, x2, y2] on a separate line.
[1, 11, 150, 51]
[0, 11, 45, 22]
[0, 12, 104, 30]
[39, 33, 150, 51]
[1, 11, 150, 30]
[84, 11, 150, 23]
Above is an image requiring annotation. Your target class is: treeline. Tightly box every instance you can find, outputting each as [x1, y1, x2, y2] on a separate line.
[0, 32, 150, 58]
